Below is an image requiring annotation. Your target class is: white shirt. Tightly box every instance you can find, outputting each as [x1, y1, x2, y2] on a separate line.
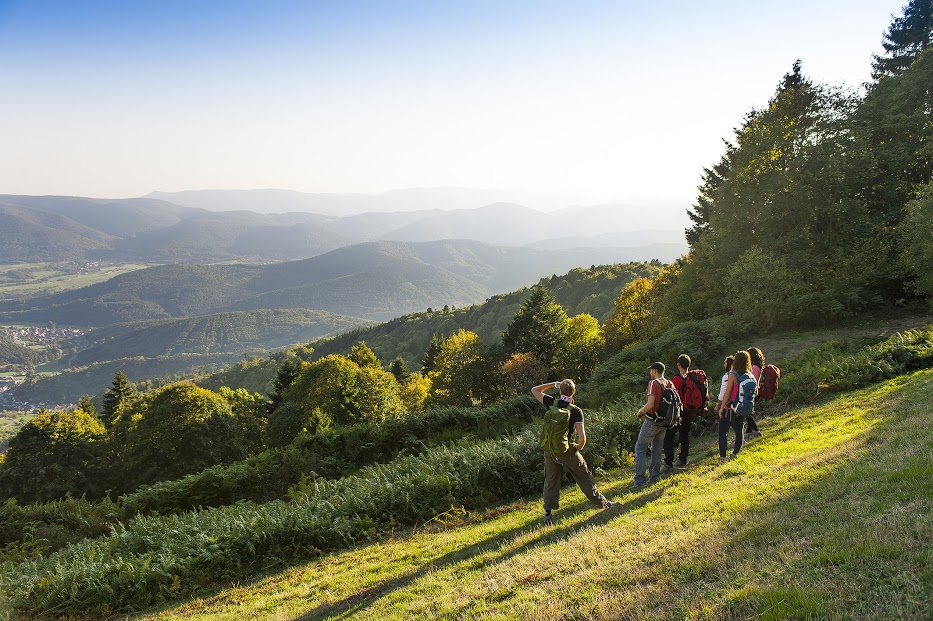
[718, 372, 730, 401]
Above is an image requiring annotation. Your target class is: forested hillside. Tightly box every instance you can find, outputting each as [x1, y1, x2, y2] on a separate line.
[0, 240, 670, 327]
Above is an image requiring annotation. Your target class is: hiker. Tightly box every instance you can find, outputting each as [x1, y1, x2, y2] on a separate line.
[745, 347, 766, 439]
[632, 362, 672, 489]
[531, 379, 616, 525]
[662, 354, 708, 471]
[716, 351, 756, 462]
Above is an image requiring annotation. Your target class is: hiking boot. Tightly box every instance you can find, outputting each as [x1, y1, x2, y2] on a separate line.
[542, 513, 554, 526]
[746, 430, 762, 440]
[674, 459, 688, 469]
[601, 498, 620, 510]
[628, 482, 647, 491]
[660, 463, 673, 474]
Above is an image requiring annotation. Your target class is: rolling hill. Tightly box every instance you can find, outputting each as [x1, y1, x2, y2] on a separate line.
[0, 240, 676, 327]
[70, 309, 375, 365]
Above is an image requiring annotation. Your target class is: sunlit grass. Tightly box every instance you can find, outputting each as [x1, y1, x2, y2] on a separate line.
[137, 371, 933, 621]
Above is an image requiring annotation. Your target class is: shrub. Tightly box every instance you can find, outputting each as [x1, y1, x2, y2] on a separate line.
[0, 409, 110, 504]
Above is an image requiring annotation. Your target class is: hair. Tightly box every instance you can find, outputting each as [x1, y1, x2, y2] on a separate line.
[724, 355, 735, 371]
[649, 362, 666, 375]
[676, 354, 691, 370]
[748, 347, 765, 367]
[558, 379, 576, 397]
[732, 350, 751, 375]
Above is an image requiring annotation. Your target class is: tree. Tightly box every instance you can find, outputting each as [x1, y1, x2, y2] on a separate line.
[77, 395, 96, 418]
[266, 357, 304, 416]
[123, 382, 247, 489]
[0, 409, 109, 503]
[348, 341, 381, 369]
[268, 354, 404, 447]
[554, 314, 605, 381]
[498, 352, 549, 397]
[398, 372, 431, 412]
[389, 356, 410, 382]
[421, 334, 442, 374]
[899, 182, 933, 302]
[218, 386, 268, 455]
[101, 370, 137, 429]
[428, 329, 485, 406]
[872, 0, 933, 79]
[604, 277, 656, 350]
[501, 286, 569, 370]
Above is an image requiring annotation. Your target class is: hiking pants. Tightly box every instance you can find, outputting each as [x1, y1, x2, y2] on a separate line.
[718, 410, 744, 457]
[663, 416, 692, 466]
[543, 448, 605, 511]
[634, 417, 666, 486]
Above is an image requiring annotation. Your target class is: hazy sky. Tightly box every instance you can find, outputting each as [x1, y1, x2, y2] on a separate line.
[0, 0, 906, 205]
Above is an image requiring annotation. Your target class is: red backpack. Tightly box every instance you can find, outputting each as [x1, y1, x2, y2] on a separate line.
[758, 364, 781, 400]
[680, 369, 709, 412]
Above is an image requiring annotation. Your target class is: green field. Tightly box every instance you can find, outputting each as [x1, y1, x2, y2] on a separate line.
[0, 262, 149, 300]
[131, 371, 932, 621]
[0, 410, 33, 449]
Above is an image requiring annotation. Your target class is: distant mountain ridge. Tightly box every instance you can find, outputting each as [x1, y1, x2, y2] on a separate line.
[1, 192, 688, 264]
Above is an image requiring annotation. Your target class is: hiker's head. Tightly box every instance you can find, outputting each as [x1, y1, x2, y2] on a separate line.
[732, 350, 751, 374]
[724, 356, 735, 371]
[676, 353, 691, 373]
[648, 361, 665, 379]
[558, 379, 576, 397]
[748, 347, 765, 367]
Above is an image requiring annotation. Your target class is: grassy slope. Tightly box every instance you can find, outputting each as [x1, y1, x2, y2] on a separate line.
[137, 371, 933, 621]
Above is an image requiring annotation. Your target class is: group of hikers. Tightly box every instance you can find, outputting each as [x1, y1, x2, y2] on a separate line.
[530, 348, 780, 525]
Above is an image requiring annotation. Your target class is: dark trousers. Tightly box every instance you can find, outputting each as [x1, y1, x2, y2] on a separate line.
[663, 416, 693, 466]
[744, 415, 760, 434]
[719, 410, 745, 457]
[543, 448, 606, 511]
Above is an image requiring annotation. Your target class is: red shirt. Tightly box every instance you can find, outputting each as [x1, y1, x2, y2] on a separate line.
[647, 377, 670, 415]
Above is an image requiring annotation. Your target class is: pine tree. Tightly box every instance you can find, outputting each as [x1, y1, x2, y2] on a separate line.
[872, 0, 933, 79]
[266, 358, 302, 416]
[77, 395, 96, 417]
[389, 356, 410, 382]
[101, 371, 136, 429]
[421, 334, 442, 374]
[501, 285, 569, 371]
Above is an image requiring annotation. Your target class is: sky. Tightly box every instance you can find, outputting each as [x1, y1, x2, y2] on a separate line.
[0, 0, 908, 208]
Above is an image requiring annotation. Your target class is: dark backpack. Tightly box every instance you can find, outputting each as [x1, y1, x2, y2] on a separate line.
[731, 371, 758, 417]
[539, 402, 572, 454]
[654, 380, 683, 428]
[759, 364, 781, 400]
[681, 370, 710, 412]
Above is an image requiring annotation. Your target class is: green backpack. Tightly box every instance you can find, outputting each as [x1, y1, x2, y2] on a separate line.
[539, 402, 572, 455]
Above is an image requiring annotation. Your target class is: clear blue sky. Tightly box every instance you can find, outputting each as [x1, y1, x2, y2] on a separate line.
[0, 0, 907, 206]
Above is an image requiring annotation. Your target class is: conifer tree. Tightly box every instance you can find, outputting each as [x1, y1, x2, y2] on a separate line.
[101, 371, 136, 429]
[421, 334, 442, 374]
[872, 0, 933, 79]
[501, 285, 568, 371]
[389, 356, 410, 382]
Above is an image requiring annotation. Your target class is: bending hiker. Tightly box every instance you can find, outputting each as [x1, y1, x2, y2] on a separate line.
[716, 351, 757, 463]
[744, 347, 765, 440]
[531, 379, 617, 526]
[663, 354, 708, 471]
[632, 362, 672, 489]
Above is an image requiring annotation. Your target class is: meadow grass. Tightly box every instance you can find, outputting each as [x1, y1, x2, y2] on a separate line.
[134, 371, 933, 621]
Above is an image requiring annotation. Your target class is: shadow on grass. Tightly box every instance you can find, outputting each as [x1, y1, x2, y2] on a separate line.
[293, 487, 664, 621]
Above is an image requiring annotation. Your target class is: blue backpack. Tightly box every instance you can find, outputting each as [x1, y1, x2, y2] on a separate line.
[731, 371, 758, 417]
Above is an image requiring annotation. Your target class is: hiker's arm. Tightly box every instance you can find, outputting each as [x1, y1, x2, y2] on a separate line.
[717, 375, 735, 416]
[637, 391, 655, 418]
[573, 422, 586, 450]
[531, 381, 560, 404]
